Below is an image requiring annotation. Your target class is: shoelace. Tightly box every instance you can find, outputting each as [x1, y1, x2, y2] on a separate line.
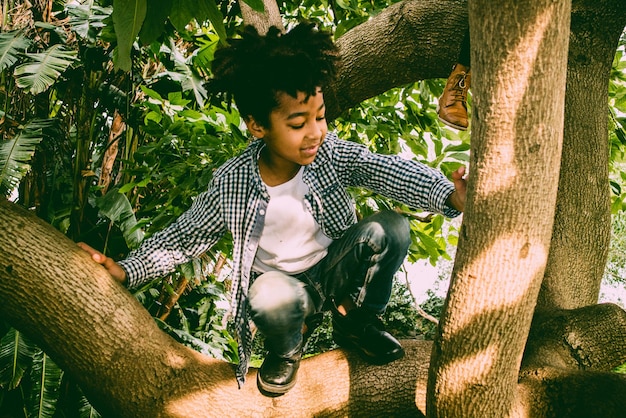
[448, 73, 469, 106]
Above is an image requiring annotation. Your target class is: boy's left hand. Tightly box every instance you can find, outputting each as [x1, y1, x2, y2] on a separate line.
[447, 166, 467, 212]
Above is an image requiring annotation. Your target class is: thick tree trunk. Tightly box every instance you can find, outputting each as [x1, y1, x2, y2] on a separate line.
[537, 0, 626, 311]
[427, 1, 573, 417]
[1, 200, 626, 417]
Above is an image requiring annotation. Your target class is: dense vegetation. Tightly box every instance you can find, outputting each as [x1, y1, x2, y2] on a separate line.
[0, 0, 624, 416]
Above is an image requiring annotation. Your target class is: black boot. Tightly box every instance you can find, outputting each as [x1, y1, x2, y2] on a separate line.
[332, 307, 404, 365]
[257, 344, 302, 396]
[256, 314, 322, 396]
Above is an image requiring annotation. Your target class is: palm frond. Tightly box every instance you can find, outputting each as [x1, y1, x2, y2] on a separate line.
[0, 328, 37, 390]
[26, 351, 63, 418]
[0, 31, 31, 72]
[76, 390, 102, 418]
[14, 45, 78, 95]
[0, 119, 52, 197]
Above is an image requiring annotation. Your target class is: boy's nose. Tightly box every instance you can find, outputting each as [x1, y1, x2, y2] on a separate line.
[306, 121, 324, 140]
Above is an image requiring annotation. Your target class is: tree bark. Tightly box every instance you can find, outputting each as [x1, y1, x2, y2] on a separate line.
[1, 200, 626, 417]
[537, 0, 626, 311]
[239, 0, 283, 35]
[427, 1, 573, 417]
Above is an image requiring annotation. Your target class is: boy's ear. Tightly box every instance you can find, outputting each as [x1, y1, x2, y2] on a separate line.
[244, 116, 266, 139]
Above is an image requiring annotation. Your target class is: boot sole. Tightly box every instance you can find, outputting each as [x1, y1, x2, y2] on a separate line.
[257, 372, 298, 397]
[333, 333, 405, 365]
[437, 114, 468, 131]
[436, 105, 468, 131]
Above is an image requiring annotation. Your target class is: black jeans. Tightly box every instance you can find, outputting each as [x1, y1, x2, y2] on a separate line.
[248, 210, 411, 356]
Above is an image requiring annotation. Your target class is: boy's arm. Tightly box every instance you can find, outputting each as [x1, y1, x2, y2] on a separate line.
[78, 188, 226, 289]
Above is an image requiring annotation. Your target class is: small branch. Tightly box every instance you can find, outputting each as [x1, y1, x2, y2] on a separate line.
[158, 276, 189, 321]
[394, 207, 434, 223]
[402, 264, 439, 325]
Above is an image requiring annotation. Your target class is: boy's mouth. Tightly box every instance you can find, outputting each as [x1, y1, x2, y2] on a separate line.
[301, 143, 320, 156]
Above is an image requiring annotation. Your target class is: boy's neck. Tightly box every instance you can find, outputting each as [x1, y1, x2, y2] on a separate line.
[258, 148, 302, 187]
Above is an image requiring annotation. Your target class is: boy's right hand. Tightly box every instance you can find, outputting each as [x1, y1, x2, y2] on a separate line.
[77, 242, 127, 284]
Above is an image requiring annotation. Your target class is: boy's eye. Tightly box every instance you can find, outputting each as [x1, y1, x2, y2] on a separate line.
[316, 115, 326, 121]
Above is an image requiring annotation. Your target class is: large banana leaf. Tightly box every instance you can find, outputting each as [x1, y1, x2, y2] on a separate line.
[112, 0, 147, 71]
[0, 328, 37, 390]
[26, 351, 63, 418]
[0, 31, 31, 72]
[0, 119, 50, 197]
[14, 45, 77, 95]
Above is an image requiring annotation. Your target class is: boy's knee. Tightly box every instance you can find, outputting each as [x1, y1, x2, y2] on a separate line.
[248, 271, 306, 320]
[366, 210, 411, 252]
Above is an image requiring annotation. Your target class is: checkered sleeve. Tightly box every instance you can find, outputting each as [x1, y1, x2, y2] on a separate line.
[332, 137, 461, 217]
[119, 187, 226, 289]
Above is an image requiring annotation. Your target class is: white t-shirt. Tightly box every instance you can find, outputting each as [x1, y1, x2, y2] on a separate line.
[253, 167, 333, 274]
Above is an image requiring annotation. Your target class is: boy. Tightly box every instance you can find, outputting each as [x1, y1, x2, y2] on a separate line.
[80, 23, 467, 396]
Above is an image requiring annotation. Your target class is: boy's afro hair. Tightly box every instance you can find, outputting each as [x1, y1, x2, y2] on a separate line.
[209, 23, 340, 126]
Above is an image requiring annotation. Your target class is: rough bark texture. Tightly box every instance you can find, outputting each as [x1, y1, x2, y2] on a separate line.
[523, 304, 626, 373]
[537, 0, 626, 311]
[239, 0, 283, 35]
[427, 1, 573, 417]
[1, 200, 626, 417]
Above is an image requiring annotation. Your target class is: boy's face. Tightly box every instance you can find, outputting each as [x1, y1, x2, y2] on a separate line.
[247, 88, 327, 170]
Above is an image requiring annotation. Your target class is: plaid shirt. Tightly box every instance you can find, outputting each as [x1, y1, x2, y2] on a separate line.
[119, 131, 460, 387]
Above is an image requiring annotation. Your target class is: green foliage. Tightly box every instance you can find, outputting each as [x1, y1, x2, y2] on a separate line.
[95, 188, 145, 249]
[14, 45, 78, 95]
[609, 34, 626, 212]
[0, 328, 37, 391]
[112, 0, 147, 71]
[0, 31, 31, 72]
[0, 119, 50, 197]
[26, 351, 64, 418]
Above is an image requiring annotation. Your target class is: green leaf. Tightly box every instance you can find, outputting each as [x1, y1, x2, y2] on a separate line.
[76, 390, 102, 418]
[14, 45, 77, 95]
[96, 188, 145, 249]
[0, 119, 50, 197]
[0, 328, 37, 390]
[26, 351, 63, 418]
[164, 42, 208, 106]
[169, 0, 194, 32]
[192, 35, 219, 71]
[138, 0, 172, 45]
[112, 0, 147, 71]
[197, 0, 227, 44]
[0, 31, 30, 72]
[66, 2, 112, 43]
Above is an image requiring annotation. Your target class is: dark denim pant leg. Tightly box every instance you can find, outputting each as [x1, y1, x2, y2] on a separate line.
[321, 210, 411, 313]
[248, 271, 315, 357]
